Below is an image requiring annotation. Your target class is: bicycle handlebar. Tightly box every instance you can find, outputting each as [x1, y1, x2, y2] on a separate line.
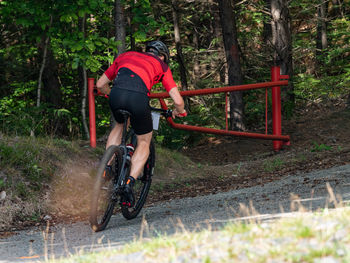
[150, 107, 173, 118]
[152, 107, 188, 118]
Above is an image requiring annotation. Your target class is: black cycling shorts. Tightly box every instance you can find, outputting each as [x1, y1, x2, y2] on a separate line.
[109, 69, 152, 135]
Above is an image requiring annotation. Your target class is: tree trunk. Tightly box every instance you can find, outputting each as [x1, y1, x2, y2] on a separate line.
[217, 0, 245, 131]
[192, 29, 200, 86]
[37, 15, 53, 107]
[211, 0, 226, 84]
[270, 0, 294, 105]
[81, 66, 90, 139]
[79, 15, 90, 139]
[110, 0, 127, 128]
[316, 0, 328, 59]
[115, 0, 126, 56]
[37, 35, 49, 107]
[171, 0, 190, 110]
[42, 45, 62, 107]
[191, 6, 201, 87]
[127, 0, 136, 51]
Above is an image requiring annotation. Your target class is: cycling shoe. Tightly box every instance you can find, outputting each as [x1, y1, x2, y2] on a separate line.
[122, 177, 135, 207]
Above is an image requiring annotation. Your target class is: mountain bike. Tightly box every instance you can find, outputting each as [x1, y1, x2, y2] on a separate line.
[90, 107, 172, 232]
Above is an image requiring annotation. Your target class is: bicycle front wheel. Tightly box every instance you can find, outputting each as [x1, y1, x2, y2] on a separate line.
[90, 145, 122, 232]
[121, 138, 155, 220]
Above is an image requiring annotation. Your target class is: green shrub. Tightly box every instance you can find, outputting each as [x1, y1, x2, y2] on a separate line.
[311, 142, 332, 152]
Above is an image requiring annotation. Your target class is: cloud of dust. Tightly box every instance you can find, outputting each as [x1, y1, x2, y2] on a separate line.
[48, 160, 96, 221]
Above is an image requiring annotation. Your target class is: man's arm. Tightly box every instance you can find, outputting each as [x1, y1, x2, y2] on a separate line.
[168, 87, 186, 118]
[96, 73, 111, 95]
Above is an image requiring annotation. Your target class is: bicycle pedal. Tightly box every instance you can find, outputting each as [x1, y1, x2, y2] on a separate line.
[103, 165, 113, 180]
[120, 196, 132, 207]
[121, 201, 132, 207]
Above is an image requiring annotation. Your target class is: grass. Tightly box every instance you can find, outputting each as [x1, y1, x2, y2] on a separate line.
[263, 157, 284, 172]
[0, 134, 99, 230]
[50, 206, 350, 263]
[154, 146, 194, 177]
[2, 131, 350, 262]
[0, 134, 198, 231]
[146, 146, 201, 197]
[150, 145, 198, 191]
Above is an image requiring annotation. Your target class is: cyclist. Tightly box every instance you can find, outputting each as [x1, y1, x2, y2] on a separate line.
[96, 40, 187, 207]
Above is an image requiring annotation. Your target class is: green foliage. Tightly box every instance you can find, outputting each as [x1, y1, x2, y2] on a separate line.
[155, 119, 197, 150]
[294, 73, 348, 102]
[153, 93, 228, 149]
[237, 0, 272, 82]
[0, 102, 81, 137]
[311, 142, 332, 152]
[244, 89, 268, 127]
[1, 0, 349, 143]
[292, 5, 350, 105]
[0, 0, 115, 137]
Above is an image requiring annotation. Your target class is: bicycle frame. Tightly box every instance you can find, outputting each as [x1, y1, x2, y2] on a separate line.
[112, 111, 134, 199]
[90, 109, 158, 231]
[112, 108, 167, 199]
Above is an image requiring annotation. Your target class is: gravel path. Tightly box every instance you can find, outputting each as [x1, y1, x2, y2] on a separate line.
[1, 164, 350, 262]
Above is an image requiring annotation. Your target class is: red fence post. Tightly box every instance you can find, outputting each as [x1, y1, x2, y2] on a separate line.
[271, 66, 282, 151]
[88, 78, 96, 148]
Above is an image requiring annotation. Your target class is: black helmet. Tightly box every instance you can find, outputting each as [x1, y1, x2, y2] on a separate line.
[146, 40, 170, 64]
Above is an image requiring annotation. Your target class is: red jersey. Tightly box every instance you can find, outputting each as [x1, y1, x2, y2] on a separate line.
[104, 51, 177, 93]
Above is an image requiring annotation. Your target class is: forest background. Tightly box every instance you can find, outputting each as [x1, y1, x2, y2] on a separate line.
[1, 0, 349, 143]
[0, 0, 350, 229]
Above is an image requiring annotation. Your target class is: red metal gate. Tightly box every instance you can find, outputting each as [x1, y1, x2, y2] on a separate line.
[88, 66, 290, 151]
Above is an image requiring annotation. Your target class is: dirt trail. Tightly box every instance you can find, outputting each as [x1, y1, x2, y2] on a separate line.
[1, 102, 349, 262]
[1, 164, 350, 262]
[154, 103, 350, 201]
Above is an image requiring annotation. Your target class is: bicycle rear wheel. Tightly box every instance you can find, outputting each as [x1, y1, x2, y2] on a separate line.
[121, 137, 155, 220]
[90, 145, 122, 232]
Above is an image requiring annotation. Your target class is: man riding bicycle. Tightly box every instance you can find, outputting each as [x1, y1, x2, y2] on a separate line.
[96, 40, 187, 207]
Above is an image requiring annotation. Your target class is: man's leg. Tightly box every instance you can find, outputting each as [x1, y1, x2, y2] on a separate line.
[104, 122, 125, 169]
[106, 122, 125, 149]
[129, 131, 153, 179]
[123, 131, 152, 206]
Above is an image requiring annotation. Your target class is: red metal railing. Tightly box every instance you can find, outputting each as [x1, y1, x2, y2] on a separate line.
[88, 78, 96, 148]
[88, 66, 290, 151]
[271, 66, 290, 151]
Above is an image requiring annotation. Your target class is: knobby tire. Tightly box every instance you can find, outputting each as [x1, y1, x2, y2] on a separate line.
[90, 145, 122, 232]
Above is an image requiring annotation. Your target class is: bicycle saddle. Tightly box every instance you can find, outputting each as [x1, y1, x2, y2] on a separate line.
[116, 109, 131, 121]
